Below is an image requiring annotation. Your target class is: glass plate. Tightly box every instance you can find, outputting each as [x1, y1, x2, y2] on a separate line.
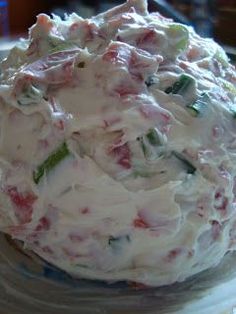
[1, 233, 236, 314]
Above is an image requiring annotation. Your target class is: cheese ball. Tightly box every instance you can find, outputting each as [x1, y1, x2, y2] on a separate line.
[0, 0, 236, 286]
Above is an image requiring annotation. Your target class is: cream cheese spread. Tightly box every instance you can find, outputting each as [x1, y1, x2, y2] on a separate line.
[0, 0, 236, 286]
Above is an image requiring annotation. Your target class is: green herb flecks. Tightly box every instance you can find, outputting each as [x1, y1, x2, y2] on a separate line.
[48, 37, 77, 54]
[138, 128, 163, 161]
[146, 128, 162, 146]
[221, 79, 236, 96]
[215, 48, 229, 68]
[33, 142, 70, 184]
[186, 93, 209, 117]
[167, 24, 189, 54]
[165, 74, 195, 96]
[17, 84, 43, 106]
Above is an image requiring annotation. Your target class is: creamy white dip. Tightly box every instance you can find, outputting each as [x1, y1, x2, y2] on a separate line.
[0, 0, 236, 286]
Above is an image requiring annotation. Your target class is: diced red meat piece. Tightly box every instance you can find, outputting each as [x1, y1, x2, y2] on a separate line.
[69, 22, 80, 33]
[109, 142, 131, 169]
[133, 217, 149, 229]
[136, 29, 161, 54]
[133, 209, 152, 229]
[139, 103, 171, 134]
[19, 49, 80, 86]
[35, 216, 51, 232]
[129, 48, 161, 80]
[37, 14, 54, 32]
[102, 43, 132, 66]
[186, 45, 201, 61]
[69, 20, 100, 42]
[6, 186, 37, 224]
[139, 103, 170, 122]
[214, 189, 228, 215]
[102, 50, 119, 63]
[113, 84, 139, 97]
[80, 207, 90, 214]
[165, 248, 182, 262]
[26, 216, 51, 242]
[102, 42, 161, 97]
[83, 21, 99, 42]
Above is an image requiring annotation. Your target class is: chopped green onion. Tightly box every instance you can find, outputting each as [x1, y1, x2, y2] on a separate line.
[215, 48, 229, 68]
[140, 137, 149, 159]
[165, 74, 195, 95]
[167, 24, 189, 53]
[17, 84, 43, 106]
[33, 142, 70, 184]
[220, 79, 236, 95]
[186, 93, 209, 117]
[138, 128, 162, 161]
[186, 103, 201, 117]
[49, 37, 77, 54]
[146, 128, 161, 146]
[172, 151, 196, 174]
